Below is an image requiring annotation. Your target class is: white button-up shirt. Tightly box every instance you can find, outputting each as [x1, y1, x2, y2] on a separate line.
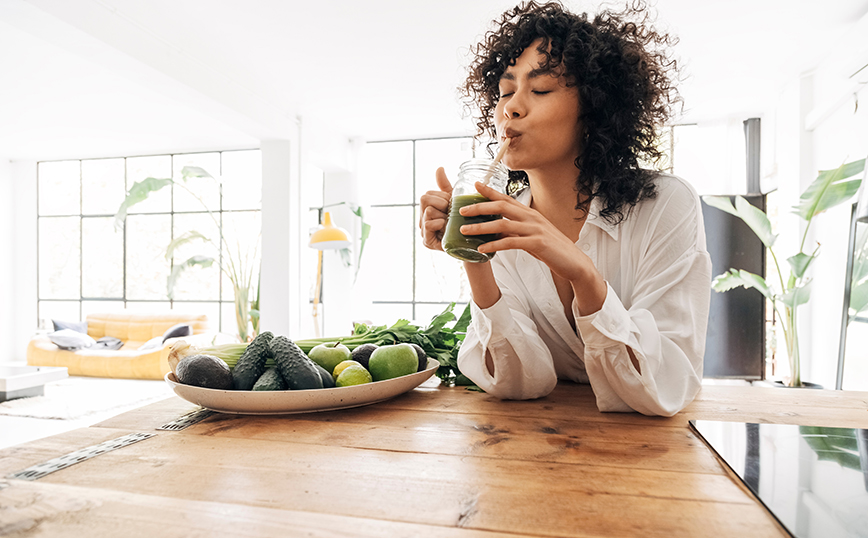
[458, 173, 712, 416]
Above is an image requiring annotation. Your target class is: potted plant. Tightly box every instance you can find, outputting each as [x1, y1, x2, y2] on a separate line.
[114, 166, 260, 342]
[703, 159, 864, 387]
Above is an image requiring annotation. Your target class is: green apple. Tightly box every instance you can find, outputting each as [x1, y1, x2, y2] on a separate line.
[308, 342, 352, 375]
[368, 343, 419, 381]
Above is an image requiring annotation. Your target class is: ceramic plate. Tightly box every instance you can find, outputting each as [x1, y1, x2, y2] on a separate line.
[165, 358, 439, 415]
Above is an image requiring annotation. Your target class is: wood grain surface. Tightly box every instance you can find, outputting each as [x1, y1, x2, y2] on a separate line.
[2, 381, 867, 537]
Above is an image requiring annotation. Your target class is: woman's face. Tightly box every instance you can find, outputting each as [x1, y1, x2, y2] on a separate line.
[494, 39, 582, 176]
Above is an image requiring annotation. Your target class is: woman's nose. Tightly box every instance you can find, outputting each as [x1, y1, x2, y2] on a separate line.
[503, 93, 525, 119]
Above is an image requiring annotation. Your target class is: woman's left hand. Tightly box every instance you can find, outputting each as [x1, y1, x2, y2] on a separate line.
[460, 181, 607, 313]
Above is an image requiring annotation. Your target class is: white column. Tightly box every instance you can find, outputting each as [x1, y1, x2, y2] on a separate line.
[260, 137, 301, 338]
[0, 159, 13, 362]
[8, 161, 38, 362]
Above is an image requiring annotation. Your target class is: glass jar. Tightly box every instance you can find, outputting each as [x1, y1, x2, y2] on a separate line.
[441, 158, 509, 262]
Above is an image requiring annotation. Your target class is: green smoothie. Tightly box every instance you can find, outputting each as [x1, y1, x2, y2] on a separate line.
[442, 193, 501, 262]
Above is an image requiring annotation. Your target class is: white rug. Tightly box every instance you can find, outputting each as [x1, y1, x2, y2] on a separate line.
[0, 377, 174, 420]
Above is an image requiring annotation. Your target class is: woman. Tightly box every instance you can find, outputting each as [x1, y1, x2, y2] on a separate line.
[419, 1, 711, 416]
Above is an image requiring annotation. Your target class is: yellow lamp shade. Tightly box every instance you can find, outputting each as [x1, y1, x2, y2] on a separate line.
[309, 212, 351, 250]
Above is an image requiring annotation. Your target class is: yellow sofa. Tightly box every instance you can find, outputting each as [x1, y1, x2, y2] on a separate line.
[27, 313, 213, 380]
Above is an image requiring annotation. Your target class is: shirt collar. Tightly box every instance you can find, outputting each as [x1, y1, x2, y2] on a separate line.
[513, 187, 621, 242]
[584, 196, 620, 241]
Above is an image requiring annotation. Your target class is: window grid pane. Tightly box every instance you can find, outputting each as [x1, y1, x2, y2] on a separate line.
[38, 160, 80, 216]
[37, 150, 261, 334]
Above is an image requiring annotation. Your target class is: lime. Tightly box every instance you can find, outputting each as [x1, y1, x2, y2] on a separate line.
[335, 364, 373, 387]
[333, 360, 364, 379]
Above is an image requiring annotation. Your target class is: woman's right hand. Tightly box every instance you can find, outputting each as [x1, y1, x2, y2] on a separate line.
[418, 167, 453, 252]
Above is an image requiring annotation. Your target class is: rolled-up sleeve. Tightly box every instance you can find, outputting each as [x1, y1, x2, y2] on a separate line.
[458, 267, 558, 400]
[575, 248, 711, 416]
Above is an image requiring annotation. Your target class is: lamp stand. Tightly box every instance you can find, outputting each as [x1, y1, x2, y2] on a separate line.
[312, 249, 323, 338]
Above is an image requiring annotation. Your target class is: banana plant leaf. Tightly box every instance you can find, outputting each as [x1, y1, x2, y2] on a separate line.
[794, 159, 864, 221]
[166, 231, 211, 261]
[799, 426, 862, 471]
[787, 252, 816, 280]
[181, 166, 213, 180]
[702, 195, 777, 248]
[711, 269, 773, 300]
[781, 280, 812, 309]
[113, 176, 173, 230]
[167, 255, 214, 300]
[849, 224, 868, 316]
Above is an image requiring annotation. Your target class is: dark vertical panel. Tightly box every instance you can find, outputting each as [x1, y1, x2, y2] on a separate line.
[701, 195, 765, 379]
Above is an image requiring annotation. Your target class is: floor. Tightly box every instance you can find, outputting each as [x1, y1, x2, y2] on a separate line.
[0, 375, 173, 450]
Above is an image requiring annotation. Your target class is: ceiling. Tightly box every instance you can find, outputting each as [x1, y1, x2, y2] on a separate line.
[1, 0, 866, 162]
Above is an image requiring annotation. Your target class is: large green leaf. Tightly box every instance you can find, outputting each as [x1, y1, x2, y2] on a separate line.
[349, 204, 371, 283]
[113, 177, 173, 230]
[702, 195, 776, 248]
[780, 280, 812, 309]
[794, 159, 864, 221]
[734, 196, 776, 248]
[165, 231, 210, 261]
[180, 166, 214, 180]
[849, 278, 868, 318]
[787, 253, 815, 279]
[702, 195, 739, 217]
[711, 269, 773, 300]
[167, 255, 214, 299]
[799, 426, 862, 471]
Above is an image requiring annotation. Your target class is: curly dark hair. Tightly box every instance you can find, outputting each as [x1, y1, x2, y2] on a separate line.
[463, 0, 680, 223]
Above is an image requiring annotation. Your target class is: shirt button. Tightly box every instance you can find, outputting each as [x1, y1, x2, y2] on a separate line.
[609, 323, 617, 331]
[581, 243, 590, 252]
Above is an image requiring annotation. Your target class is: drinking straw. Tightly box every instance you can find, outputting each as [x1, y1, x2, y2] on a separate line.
[482, 137, 511, 186]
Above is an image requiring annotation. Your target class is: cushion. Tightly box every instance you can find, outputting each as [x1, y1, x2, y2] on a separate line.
[162, 323, 191, 343]
[52, 319, 88, 334]
[93, 336, 124, 350]
[48, 329, 97, 351]
[139, 336, 165, 351]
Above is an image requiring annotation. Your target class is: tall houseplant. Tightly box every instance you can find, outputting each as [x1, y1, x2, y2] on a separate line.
[703, 159, 864, 387]
[114, 166, 260, 342]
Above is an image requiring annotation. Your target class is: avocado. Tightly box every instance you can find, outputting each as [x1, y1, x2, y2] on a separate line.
[271, 336, 324, 390]
[314, 362, 336, 388]
[232, 331, 274, 390]
[252, 367, 287, 391]
[350, 343, 378, 370]
[409, 343, 428, 372]
[176, 354, 233, 390]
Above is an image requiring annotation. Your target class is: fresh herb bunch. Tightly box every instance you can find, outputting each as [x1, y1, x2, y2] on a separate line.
[295, 302, 472, 383]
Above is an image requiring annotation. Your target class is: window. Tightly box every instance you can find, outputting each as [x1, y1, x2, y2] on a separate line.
[356, 137, 477, 326]
[36, 149, 261, 332]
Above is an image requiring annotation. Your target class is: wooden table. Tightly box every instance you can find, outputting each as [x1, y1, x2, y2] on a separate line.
[2, 380, 867, 537]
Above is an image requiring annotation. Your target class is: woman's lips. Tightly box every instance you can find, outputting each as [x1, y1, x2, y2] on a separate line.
[503, 128, 522, 139]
